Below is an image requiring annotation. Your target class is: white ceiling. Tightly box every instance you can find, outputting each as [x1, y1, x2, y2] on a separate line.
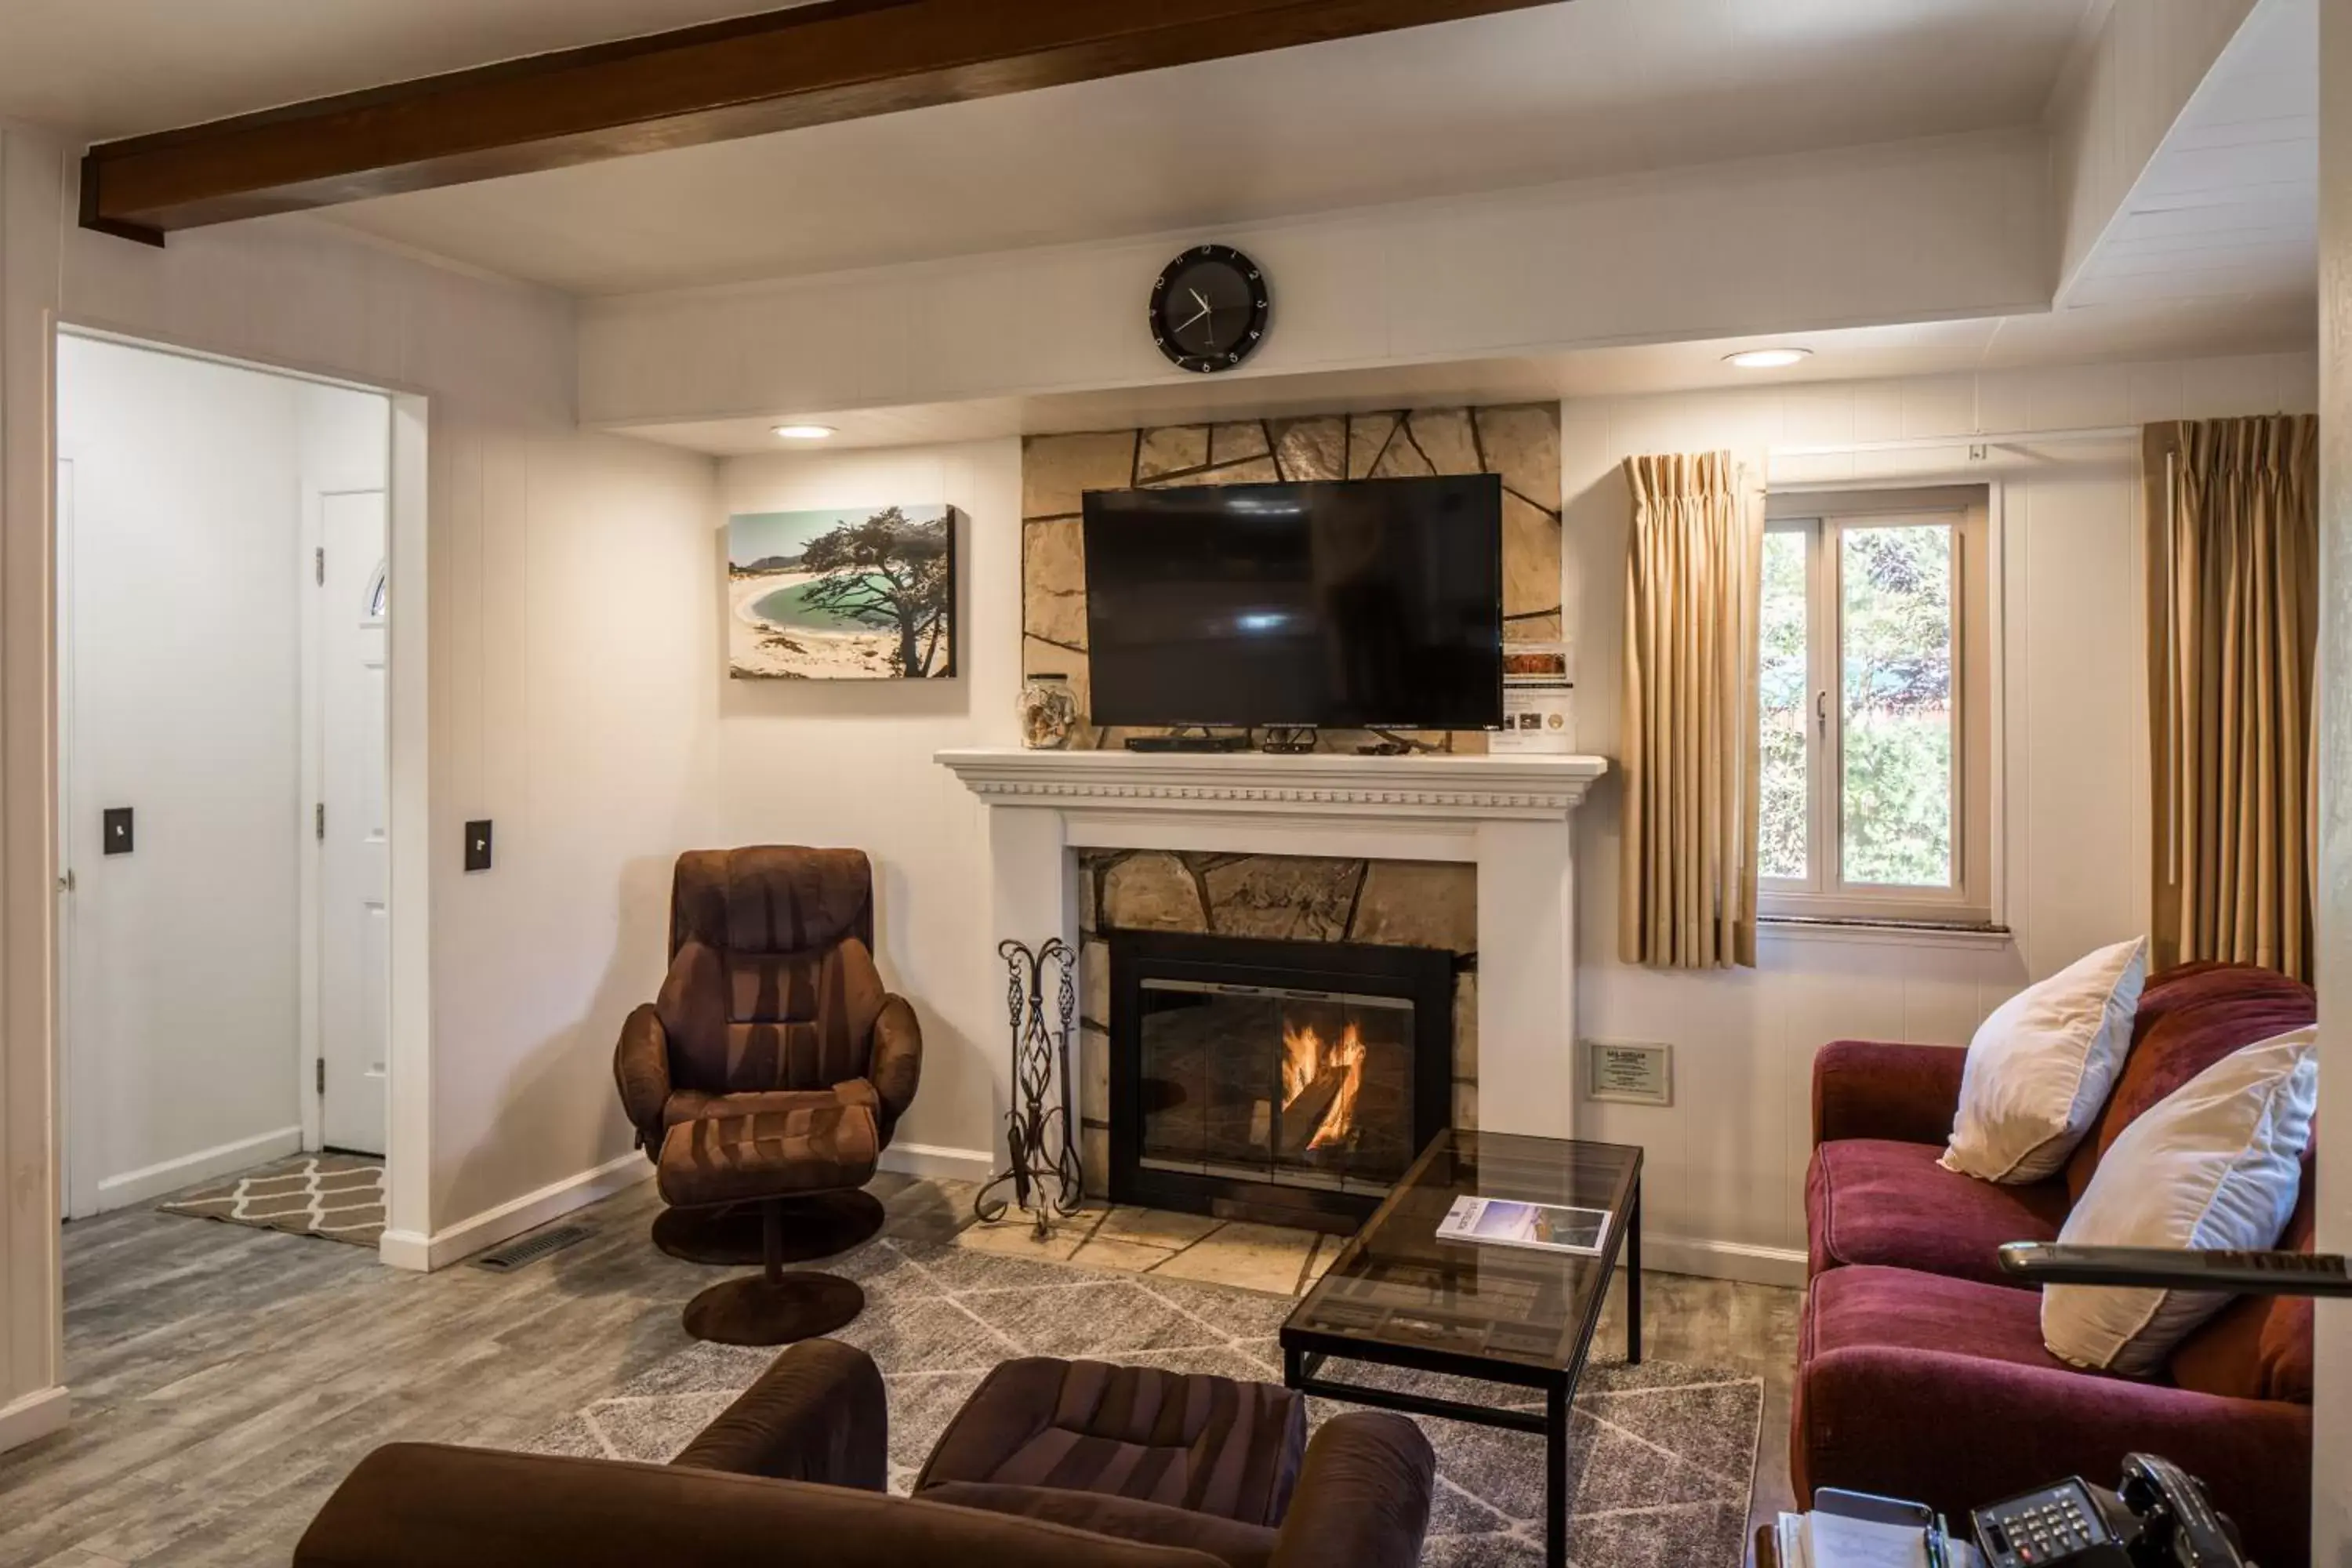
[304, 0, 2100, 296]
[602, 0, 2315, 456]
[2056, 0, 2316, 320]
[10, 0, 2314, 452]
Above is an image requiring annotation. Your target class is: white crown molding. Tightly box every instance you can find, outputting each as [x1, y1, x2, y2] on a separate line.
[935, 747, 1608, 822]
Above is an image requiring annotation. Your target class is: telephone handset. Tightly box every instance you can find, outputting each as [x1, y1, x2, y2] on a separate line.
[1970, 1454, 2246, 1568]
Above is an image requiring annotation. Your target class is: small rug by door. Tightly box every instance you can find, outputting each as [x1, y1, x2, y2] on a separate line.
[158, 1153, 385, 1248]
[521, 1236, 1761, 1566]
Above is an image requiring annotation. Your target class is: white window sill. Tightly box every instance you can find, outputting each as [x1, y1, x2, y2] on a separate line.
[1757, 915, 2014, 951]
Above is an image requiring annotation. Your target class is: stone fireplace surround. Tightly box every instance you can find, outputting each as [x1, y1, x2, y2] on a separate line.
[1021, 402, 1563, 753]
[936, 747, 1608, 1192]
[1081, 855, 1469, 1214]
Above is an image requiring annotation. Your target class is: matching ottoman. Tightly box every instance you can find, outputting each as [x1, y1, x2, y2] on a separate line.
[657, 1102, 878, 1345]
[914, 1357, 1311, 1553]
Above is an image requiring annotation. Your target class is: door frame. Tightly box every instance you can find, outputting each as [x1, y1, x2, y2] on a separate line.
[51, 454, 89, 1220]
[299, 481, 391, 1156]
[45, 325, 431, 1263]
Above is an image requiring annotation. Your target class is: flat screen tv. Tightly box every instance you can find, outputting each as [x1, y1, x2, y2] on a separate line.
[1081, 474, 1504, 731]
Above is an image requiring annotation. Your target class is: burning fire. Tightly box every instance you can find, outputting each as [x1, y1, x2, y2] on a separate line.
[1280, 1019, 1368, 1151]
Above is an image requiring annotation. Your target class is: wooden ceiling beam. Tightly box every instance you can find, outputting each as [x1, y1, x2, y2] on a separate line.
[81, 0, 1569, 244]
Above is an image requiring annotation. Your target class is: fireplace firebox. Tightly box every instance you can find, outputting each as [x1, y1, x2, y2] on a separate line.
[1107, 930, 1454, 1231]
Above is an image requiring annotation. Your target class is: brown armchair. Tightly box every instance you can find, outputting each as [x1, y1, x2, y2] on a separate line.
[615, 848, 922, 1320]
[295, 1341, 1438, 1568]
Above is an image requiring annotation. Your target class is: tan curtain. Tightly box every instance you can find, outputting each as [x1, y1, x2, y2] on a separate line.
[2143, 416, 2319, 980]
[1620, 452, 1762, 969]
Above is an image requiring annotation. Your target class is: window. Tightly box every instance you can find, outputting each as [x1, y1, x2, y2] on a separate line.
[1759, 486, 1994, 926]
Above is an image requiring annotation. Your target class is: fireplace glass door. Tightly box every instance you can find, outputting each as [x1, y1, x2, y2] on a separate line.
[1138, 979, 1417, 1196]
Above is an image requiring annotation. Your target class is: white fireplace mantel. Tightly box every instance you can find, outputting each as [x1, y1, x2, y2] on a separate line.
[938, 747, 1610, 1141]
[935, 747, 1605, 819]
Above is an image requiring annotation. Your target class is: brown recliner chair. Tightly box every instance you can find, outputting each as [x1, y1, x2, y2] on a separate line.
[296, 1341, 1438, 1568]
[615, 848, 921, 1341]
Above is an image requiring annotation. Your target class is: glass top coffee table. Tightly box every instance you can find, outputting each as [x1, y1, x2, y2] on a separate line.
[1279, 1128, 1642, 1568]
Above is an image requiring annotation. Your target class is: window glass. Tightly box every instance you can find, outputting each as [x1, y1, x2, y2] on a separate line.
[1759, 528, 1810, 881]
[1839, 523, 1953, 887]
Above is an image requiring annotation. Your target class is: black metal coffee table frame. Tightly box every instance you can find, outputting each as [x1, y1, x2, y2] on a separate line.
[1279, 1130, 1642, 1568]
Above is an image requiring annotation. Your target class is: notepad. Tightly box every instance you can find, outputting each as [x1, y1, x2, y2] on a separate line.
[1777, 1511, 1984, 1568]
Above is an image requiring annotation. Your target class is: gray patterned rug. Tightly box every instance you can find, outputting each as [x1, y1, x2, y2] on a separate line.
[157, 1153, 385, 1247]
[521, 1236, 1760, 1566]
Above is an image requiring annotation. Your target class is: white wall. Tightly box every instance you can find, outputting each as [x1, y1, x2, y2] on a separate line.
[421, 426, 720, 1236]
[1557, 350, 2319, 1279]
[713, 440, 1023, 1174]
[53, 336, 386, 1214]
[2310, 2, 2348, 1559]
[0, 125, 727, 1360]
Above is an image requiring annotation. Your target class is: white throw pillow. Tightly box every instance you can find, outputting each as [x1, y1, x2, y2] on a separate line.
[2042, 1025, 2318, 1376]
[1940, 937, 2147, 1183]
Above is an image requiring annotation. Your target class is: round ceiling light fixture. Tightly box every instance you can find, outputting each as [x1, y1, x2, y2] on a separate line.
[1724, 347, 1812, 370]
[772, 423, 837, 439]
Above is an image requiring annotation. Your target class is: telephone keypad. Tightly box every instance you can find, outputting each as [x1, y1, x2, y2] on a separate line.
[1976, 1480, 2117, 1567]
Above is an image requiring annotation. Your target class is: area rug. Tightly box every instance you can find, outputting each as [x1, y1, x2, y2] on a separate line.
[157, 1153, 386, 1247]
[521, 1236, 1761, 1566]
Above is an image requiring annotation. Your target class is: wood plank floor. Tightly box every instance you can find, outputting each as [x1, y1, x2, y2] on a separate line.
[0, 1174, 1798, 1566]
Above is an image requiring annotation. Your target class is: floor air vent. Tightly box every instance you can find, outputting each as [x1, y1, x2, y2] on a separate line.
[472, 1224, 592, 1272]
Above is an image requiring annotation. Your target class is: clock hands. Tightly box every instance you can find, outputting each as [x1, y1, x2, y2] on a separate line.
[1175, 287, 1215, 340]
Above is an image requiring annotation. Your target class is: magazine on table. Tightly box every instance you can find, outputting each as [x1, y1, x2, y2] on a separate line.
[1436, 1195, 1611, 1256]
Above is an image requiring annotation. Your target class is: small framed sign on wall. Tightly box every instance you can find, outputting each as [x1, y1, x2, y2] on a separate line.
[1584, 1040, 1673, 1106]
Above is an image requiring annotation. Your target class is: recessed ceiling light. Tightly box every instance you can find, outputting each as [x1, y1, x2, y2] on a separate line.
[772, 423, 837, 439]
[1724, 348, 1812, 370]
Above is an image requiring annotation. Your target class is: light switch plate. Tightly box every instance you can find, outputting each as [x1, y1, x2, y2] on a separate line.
[103, 807, 133, 855]
[464, 819, 492, 872]
[1584, 1040, 1673, 1105]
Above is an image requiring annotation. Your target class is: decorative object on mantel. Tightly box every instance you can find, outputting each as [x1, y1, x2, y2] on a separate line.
[1016, 671, 1080, 750]
[728, 504, 958, 680]
[1493, 641, 1577, 754]
[976, 938, 1084, 1236]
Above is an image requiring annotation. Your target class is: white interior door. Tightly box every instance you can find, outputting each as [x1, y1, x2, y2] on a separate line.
[320, 492, 390, 1154]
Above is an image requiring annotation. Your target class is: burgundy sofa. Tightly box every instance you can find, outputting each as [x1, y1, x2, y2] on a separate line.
[1795, 962, 2318, 1568]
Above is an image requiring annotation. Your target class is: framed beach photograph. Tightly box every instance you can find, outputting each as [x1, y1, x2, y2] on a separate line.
[727, 504, 958, 680]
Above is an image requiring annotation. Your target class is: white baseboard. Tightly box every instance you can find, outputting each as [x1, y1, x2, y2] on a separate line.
[379, 1152, 652, 1273]
[0, 1385, 70, 1455]
[879, 1141, 997, 1185]
[1641, 1232, 1808, 1289]
[94, 1124, 306, 1213]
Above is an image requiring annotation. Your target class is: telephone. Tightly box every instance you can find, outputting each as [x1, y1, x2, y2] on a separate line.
[1971, 1454, 2246, 1568]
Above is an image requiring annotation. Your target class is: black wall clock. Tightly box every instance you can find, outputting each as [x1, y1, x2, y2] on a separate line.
[1150, 245, 1270, 373]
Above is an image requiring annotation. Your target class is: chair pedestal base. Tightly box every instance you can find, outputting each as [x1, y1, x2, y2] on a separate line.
[652, 1189, 885, 1266]
[682, 1272, 865, 1347]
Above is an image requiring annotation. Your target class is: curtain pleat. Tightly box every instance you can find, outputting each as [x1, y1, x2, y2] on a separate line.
[1620, 451, 1761, 969]
[2144, 415, 2318, 980]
